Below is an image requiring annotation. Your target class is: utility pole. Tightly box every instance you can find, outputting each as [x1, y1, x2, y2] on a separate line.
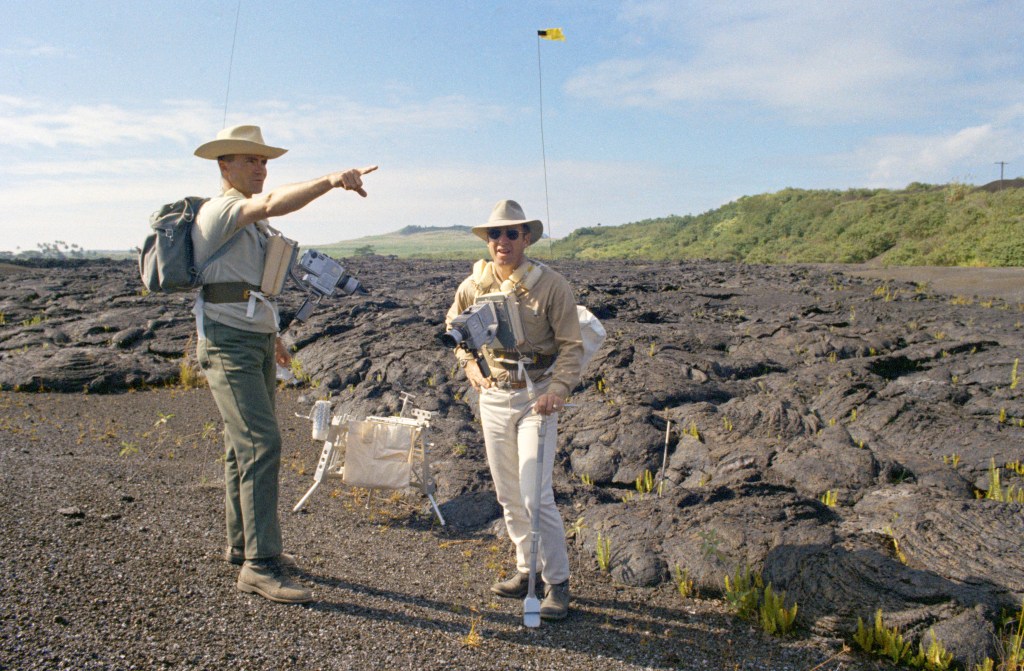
[995, 161, 1008, 189]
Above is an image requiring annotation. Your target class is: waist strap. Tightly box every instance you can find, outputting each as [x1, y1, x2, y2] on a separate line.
[202, 282, 261, 304]
[491, 352, 556, 370]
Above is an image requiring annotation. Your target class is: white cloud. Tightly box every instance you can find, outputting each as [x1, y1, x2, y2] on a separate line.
[0, 39, 65, 58]
[570, 1, 1022, 123]
[846, 118, 1024, 186]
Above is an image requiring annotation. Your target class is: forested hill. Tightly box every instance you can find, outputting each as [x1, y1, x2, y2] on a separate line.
[549, 181, 1024, 266]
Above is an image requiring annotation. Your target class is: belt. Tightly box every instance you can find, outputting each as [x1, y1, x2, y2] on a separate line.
[202, 282, 261, 304]
[492, 379, 528, 390]
[491, 353, 556, 371]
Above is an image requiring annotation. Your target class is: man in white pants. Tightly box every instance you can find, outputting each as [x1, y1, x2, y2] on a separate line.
[445, 200, 583, 619]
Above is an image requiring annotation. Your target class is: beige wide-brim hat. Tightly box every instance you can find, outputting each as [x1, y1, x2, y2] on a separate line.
[471, 200, 543, 246]
[194, 125, 288, 160]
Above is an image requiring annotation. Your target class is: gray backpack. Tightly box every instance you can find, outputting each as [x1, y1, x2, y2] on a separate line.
[139, 197, 241, 293]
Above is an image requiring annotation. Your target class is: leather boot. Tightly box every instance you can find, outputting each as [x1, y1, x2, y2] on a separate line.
[237, 560, 313, 604]
[540, 580, 570, 620]
[490, 571, 542, 599]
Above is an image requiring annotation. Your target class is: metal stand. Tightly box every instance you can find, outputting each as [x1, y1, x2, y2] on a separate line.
[292, 394, 445, 525]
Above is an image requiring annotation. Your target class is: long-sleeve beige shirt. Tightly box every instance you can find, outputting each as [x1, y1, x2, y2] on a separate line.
[445, 259, 583, 399]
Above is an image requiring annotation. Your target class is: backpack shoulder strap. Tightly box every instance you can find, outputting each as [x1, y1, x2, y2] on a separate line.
[191, 200, 247, 284]
[471, 258, 545, 295]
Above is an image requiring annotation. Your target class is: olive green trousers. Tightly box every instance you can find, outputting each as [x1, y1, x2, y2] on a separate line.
[197, 320, 282, 560]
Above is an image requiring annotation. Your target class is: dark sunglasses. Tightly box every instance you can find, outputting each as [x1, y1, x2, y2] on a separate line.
[487, 228, 521, 241]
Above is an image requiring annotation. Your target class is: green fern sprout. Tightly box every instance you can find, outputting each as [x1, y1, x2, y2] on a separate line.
[635, 469, 655, 494]
[595, 533, 612, 572]
[759, 584, 798, 636]
[818, 490, 838, 507]
[723, 566, 763, 621]
[854, 609, 914, 665]
[674, 565, 695, 599]
[909, 629, 953, 670]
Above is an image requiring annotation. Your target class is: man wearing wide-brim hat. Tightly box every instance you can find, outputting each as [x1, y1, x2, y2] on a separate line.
[192, 124, 376, 604]
[445, 199, 584, 620]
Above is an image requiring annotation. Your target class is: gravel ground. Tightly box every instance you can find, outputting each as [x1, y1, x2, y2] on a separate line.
[0, 387, 883, 671]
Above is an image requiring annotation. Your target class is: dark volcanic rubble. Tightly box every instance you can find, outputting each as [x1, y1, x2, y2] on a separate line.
[2, 256, 1022, 666]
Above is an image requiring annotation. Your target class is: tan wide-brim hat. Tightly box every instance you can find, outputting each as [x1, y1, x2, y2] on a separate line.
[471, 200, 544, 246]
[194, 125, 288, 160]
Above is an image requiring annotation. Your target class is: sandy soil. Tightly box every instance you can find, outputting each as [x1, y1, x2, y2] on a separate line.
[0, 387, 882, 671]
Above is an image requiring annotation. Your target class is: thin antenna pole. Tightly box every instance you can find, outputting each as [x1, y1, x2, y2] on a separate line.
[536, 35, 553, 255]
[222, 0, 243, 127]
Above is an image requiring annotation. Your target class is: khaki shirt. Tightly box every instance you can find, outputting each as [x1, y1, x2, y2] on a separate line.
[192, 188, 278, 333]
[446, 259, 583, 399]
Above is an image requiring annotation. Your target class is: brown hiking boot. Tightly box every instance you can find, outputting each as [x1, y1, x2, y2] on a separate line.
[490, 571, 541, 599]
[225, 547, 298, 569]
[540, 580, 570, 620]
[237, 560, 313, 604]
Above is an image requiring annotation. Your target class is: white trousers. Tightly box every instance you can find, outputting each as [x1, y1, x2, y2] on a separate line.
[480, 384, 570, 584]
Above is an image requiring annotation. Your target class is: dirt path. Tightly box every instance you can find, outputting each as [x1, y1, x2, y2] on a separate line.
[835, 264, 1024, 303]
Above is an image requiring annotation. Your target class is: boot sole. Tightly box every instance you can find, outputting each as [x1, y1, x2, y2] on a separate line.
[236, 579, 314, 604]
[490, 588, 529, 599]
[540, 609, 569, 620]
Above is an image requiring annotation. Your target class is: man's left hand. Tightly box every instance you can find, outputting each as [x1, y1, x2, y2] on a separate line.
[533, 392, 565, 416]
[275, 337, 292, 367]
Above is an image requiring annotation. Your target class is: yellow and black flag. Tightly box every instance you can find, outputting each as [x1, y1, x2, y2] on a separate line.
[538, 28, 565, 41]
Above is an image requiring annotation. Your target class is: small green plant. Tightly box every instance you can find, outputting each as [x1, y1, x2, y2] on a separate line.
[1000, 408, 1008, 424]
[566, 516, 586, 541]
[687, 421, 701, 441]
[882, 525, 908, 564]
[997, 602, 1024, 671]
[1013, 359, 1021, 390]
[201, 421, 218, 440]
[290, 358, 315, 386]
[452, 443, 468, 457]
[648, 342, 656, 357]
[723, 566, 763, 621]
[909, 630, 954, 670]
[635, 469, 655, 494]
[119, 441, 139, 458]
[759, 584, 798, 636]
[596, 377, 607, 394]
[942, 453, 961, 468]
[819, 490, 838, 507]
[462, 616, 483, 647]
[20, 314, 44, 327]
[699, 529, 724, 561]
[154, 412, 174, 427]
[579, 473, 594, 486]
[982, 458, 1024, 503]
[853, 609, 912, 664]
[849, 408, 858, 423]
[595, 533, 612, 572]
[619, 491, 634, 504]
[722, 415, 734, 432]
[674, 565, 695, 599]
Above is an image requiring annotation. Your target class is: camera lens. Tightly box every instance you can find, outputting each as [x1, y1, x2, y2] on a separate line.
[438, 330, 464, 348]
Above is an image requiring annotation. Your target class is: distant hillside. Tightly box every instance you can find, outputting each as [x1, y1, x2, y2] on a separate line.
[314, 225, 484, 259]
[292, 180, 1024, 266]
[550, 181, 1024, 266]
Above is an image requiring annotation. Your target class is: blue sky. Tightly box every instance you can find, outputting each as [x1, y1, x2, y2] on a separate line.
[2, 1, 1022, 252]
